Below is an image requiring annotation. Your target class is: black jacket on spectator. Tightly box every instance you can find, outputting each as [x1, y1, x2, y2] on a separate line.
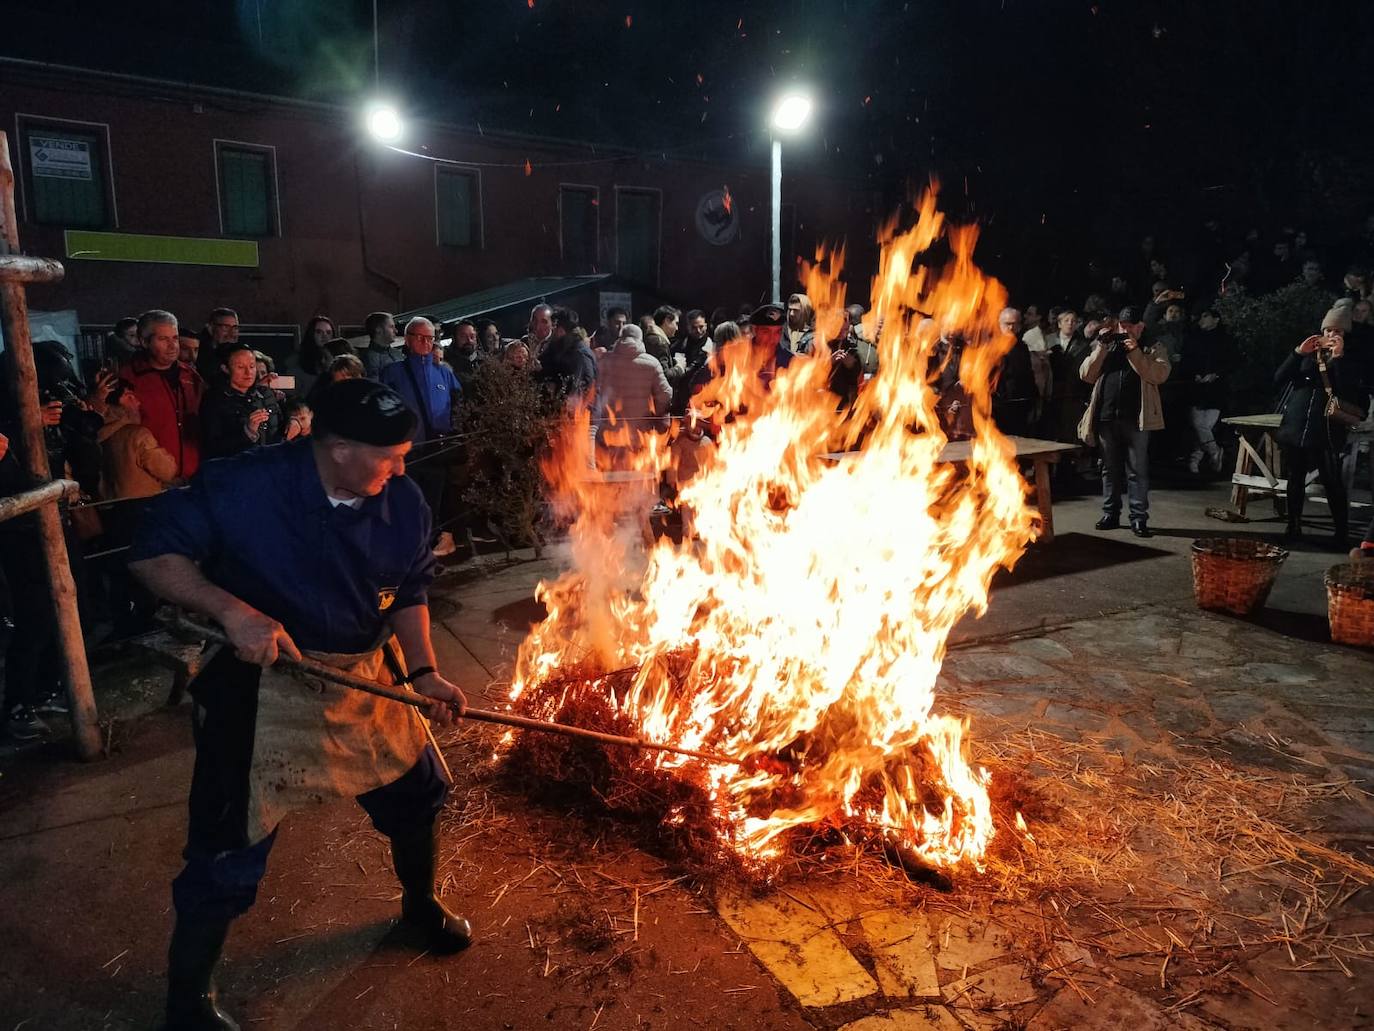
[826, 335, 866, 411]
[994, 338, 1036, 435]
[0, 449, 39, 537]
[537, 336, 597, 402]
[447, 349, 482, 393]
[200, 383, 283, 459]
[1274, 350, 1358, 452]
[5, 340, 104, 494]
[672, 350, 715, 417]
[1343, 323, 1374, 410]
[930, 336, 973, 439]
[1178, 326, 1239, 411]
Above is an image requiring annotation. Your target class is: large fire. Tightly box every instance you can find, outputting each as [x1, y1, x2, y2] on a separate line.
[505, 190, 1037, 872]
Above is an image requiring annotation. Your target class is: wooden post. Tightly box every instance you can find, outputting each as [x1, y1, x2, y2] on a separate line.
[0, 130, 103, 760]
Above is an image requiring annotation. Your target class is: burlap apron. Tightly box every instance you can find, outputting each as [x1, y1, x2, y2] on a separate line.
[244, 640, 433, 845]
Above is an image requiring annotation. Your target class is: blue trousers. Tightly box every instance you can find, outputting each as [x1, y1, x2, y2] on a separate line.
[1098, 418, 1152, 521]
[171, 744, 451, 920]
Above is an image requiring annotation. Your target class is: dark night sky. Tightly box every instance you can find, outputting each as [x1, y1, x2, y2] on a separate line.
[6, 0, 1374, 286]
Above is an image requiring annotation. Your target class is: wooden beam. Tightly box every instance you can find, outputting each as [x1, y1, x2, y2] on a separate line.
[0, 254, 65, 285]
[0, 478, 79, 523]
[0, 130, 102, 761]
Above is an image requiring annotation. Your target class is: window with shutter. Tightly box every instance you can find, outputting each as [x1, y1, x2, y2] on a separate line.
[216, 143, 277, 237]
[560, 185, 599, 270]
[436, 167, 480, 248]
[616, 188, 660, 286]
[20, 121, 112, 229]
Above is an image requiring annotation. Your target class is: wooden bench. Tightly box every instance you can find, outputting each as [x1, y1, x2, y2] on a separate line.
[821, 436, 1079, 542]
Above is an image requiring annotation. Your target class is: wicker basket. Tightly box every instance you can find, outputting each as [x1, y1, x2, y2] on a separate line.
[1325, 563, 1374, 647]
[1190, 538, 1289, 616]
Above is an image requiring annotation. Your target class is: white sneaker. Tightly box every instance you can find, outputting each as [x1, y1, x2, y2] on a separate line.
[433, 532, 457, 557]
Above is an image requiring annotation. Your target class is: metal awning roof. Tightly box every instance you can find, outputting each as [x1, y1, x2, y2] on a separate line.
[397, 274, 614, 326]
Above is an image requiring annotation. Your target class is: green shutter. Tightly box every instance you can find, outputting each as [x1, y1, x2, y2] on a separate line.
[561, 187, 597, 269]
[437, 169, 475, 247]
[617, 190, 660, 285]
[27, 129, 107, 228]
[219, 147, 272, 237]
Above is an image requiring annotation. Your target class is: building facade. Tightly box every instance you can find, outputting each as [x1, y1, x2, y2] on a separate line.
[2, 59, 878, 357]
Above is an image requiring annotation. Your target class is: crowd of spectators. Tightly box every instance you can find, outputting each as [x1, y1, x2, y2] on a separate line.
[992, 221, 1374, 541]
[3, 217, 1374, 744]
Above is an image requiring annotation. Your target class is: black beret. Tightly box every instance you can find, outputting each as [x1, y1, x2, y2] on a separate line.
[750, 303, 785, 328]
[311, 379, 417, 446]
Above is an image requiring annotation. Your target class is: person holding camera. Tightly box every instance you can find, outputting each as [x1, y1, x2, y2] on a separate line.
[1078, 312, 1172, 538]
[200, 344, 285, 460]
[1273, 305, 1360, 546]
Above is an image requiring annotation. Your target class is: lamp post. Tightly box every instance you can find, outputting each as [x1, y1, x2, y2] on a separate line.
[769, 92, 813, 304]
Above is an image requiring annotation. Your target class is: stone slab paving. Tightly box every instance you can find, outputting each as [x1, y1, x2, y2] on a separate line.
[664, 602, 1374, 1030]
[717, 891, 879, 1008]
[222, 541, 1366, 1031]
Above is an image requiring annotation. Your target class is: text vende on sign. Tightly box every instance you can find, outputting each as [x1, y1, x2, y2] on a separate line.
[30, 136, 93, 180]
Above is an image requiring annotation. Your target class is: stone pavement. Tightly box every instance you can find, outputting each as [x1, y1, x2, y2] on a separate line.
[2, 484, 1372, 1029]
[419, 484, 1374, 1031]
[693, 603, 1374, 1030]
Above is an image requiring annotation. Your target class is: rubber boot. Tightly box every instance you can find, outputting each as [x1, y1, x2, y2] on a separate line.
[164, 915, 238, 1030]
[390, 822, 473, 953]
[1333, 516, 1349, 553]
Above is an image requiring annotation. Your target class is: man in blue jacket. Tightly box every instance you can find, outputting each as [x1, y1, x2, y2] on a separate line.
[382, 317, 462, 555]
[130, 380, 472, 1029]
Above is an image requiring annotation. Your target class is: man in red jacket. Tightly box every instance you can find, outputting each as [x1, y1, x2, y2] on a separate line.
[119, 310, 205, 479]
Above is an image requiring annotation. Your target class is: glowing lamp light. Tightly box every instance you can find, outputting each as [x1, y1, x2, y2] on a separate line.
[770, 93, 813, 134]
[366, 104, 404, 144]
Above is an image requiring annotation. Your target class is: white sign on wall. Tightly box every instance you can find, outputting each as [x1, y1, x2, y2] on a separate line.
[30, 136, 93, 181]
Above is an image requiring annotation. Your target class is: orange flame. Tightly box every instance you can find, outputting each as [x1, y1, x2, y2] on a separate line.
[507, 188, 1035, 871]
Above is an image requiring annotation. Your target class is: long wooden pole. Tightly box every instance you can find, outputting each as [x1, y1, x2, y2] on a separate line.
[0, 131, 102, 760]
[167, 615, 745, 767]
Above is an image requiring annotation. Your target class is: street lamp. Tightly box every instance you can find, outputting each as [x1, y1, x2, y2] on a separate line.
[365, 103, 404, 144]
[769, 92, 812, 303]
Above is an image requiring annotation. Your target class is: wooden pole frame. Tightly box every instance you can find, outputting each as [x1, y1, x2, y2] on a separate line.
[0, 130, 102, 760]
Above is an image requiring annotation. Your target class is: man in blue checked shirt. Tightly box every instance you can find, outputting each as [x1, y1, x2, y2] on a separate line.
[382, 316, 462, 555]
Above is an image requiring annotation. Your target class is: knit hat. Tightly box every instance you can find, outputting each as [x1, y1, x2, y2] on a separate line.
[311, 379, 417, 445]
[1322, 305, 1353, 333]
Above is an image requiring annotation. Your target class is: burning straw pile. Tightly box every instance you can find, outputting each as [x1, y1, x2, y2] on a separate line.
[499, 191, 1039, 879]
[499, 647, 992, 880]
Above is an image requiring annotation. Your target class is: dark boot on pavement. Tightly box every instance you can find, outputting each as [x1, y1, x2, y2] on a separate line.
[1333, 516, 1348, 553]
[391, 822, 473, 953]
[1130, 518, 1152, 538]
[164, 914, 238, 1030]
[1095, 514, 1120, 531]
